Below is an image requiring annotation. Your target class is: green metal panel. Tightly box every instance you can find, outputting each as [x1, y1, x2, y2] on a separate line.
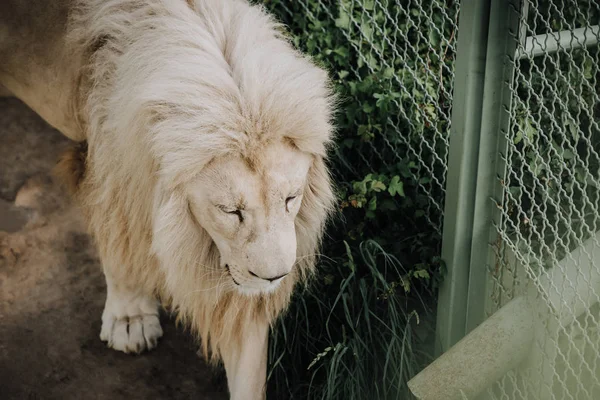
[435, 0, 492, 355]
[464, 0, 521, 335]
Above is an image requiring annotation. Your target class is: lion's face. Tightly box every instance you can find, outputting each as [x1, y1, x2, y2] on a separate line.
[187, 141, 312, 295]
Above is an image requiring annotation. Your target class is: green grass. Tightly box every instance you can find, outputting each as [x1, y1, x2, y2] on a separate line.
[267, 240, 437, 399]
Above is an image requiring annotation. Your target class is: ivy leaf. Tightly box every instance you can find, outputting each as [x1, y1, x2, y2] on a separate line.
[413, 269, 430, 280]
[428, 29, 441, 48]
[362, 103, 375, 113]
[388, 175, 405, 197]
[360, 23, 373, 41]
[367, 196, 377, 211]
[383, 67, 395, 79]
[348, 194, 366, 208]
[362, 0, 375, 10]
[338, 70, 350, 79]
[522, 118, 537, 143]
[514, 129, 523, 145]
[335, 8, 351, 30]
[333, 47, 349, 58]
[352, 180, 367, 195]
[562, 149, 575, 160]
[370, 180, 386, 192]
[423, 104, 436, 119]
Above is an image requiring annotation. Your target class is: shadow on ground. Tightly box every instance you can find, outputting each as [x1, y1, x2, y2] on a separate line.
[0, 98, 228, 400]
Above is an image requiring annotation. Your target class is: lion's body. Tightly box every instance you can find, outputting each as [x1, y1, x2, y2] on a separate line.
[0, 0, 86, 140]
[1, 1, 335, 399]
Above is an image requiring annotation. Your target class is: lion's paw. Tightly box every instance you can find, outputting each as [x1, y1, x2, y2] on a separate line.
[99, 292, 163, 354]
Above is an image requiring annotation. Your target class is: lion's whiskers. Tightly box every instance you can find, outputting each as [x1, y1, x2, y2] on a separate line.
[293, 252, 334, 267]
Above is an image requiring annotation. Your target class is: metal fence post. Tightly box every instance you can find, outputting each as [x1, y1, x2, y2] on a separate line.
[463, 0, 521, 334]
[436, 0, 522, 354]
[435, 0, 492, 355]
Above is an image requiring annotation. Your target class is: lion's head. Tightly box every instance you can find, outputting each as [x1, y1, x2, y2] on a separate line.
[186, 141, 314, 294]
[148, 134, 334, 304]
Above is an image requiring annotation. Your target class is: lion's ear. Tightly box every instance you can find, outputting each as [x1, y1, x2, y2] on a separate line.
[294, 156, 336, 279]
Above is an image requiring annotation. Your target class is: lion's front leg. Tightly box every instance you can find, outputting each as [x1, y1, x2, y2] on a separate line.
[221, 321, 269, 400]
[99, 271, 163, 354]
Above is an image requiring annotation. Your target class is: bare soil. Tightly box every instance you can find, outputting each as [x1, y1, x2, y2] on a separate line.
[0, 98, 228, 400]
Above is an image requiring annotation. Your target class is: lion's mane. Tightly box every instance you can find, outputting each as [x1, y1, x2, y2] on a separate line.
[60, 0, 336, 361]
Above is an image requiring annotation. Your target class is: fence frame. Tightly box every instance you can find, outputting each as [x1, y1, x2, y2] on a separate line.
[436, 0, 521, 353]
[435, 0, 493, 355]
[463, 0, 522, 335]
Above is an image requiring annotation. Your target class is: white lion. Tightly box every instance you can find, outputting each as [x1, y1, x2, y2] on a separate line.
[0, 0, 336, 398]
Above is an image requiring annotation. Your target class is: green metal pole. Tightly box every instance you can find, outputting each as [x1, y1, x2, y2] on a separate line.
[464, 0, 521, 334]
[436, 0, 493, 355]
[437, 0, 523, 354]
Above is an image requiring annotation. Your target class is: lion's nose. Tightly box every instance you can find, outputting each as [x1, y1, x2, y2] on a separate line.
[248, 270, 289, 282]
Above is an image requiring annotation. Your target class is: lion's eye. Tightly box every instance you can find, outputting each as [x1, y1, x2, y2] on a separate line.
[220, 206, 244, 223]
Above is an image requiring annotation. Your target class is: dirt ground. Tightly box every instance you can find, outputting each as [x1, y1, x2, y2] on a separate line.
[0, 98, 229, 399]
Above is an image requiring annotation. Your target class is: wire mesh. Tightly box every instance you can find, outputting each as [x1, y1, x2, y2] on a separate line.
[262, 0, 460, 236]
[487, 0, 600, 399]
[263, 1, 600, 397]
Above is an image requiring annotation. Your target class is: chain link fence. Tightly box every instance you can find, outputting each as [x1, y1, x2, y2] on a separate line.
[487, 0, 600, 399]
[260, 0, 460, 398]
[265, 0, 600, 398]
[265, 0, 459, 235]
